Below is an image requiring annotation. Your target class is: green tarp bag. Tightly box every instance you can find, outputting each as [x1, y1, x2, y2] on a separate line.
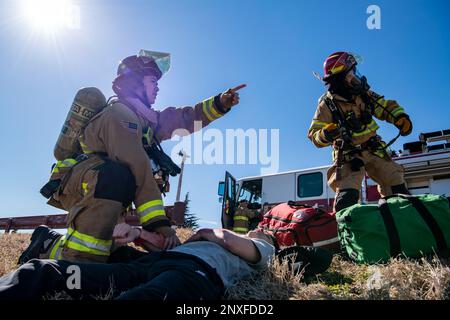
[336, 194, 450, 264]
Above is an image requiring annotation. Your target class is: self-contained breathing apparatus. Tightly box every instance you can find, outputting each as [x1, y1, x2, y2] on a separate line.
[40, 88, 107, 199]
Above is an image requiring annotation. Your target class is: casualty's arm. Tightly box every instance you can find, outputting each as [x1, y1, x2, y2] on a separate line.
[155, 84, 246, 141]
[112, 223, 165, 251]
[185, 228, 262, 264]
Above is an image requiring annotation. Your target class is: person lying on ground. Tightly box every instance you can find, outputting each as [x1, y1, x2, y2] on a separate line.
[0, 225, 275, 300]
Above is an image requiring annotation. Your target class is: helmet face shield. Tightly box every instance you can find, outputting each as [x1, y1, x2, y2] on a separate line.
[138, 50, 171, 76]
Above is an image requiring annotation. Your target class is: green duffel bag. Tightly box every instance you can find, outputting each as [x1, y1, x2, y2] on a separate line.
[336, 194, 450, 264]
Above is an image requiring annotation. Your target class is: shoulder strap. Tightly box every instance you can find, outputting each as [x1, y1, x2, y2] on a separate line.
[322, 95, 344, 126]
[378, 198, 402, 257]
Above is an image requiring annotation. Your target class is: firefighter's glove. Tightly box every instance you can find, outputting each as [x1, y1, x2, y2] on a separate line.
[220, 84, 247, 109]
[394, 114, 412, 136]
[155, 225, 181, 249]
[322, 123, 340, 142]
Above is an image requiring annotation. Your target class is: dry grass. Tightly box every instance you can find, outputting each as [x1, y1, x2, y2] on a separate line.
[228, 254, 450, 300]
[0, 233, 29, 276]
[2, 230, 449, 300]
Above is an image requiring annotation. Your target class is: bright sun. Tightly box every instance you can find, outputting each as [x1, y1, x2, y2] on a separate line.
[21, 0, 79, 34]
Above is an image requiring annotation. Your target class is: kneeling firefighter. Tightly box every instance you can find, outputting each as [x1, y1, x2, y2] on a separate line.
[308, 52, 412, 212]
[19, 50, 246, 264]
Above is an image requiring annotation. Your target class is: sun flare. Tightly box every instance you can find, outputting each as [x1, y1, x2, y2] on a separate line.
[21, 0, 79, 34]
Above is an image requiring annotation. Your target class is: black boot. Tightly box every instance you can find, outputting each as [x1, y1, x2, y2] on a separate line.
[334, 189, 360, 212]
[391, 183, 411, 195]
[18, 225, 61, 265]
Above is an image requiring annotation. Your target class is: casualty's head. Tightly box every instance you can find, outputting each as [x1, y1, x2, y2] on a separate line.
[321, 51, 370, 98]
[112, 50, 170, 106]
[247, 229, 280, 252]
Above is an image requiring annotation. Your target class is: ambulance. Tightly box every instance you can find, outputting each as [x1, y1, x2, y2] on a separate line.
[218, 129, 450, 229]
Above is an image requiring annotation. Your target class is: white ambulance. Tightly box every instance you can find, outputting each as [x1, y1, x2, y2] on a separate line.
[218, 130, 450, 229]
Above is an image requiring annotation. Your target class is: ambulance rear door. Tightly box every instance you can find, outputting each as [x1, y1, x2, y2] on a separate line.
[218, 171, 237, 229]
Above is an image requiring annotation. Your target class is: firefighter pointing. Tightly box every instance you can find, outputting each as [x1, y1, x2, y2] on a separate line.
[19, 50, 246, 264]
[308, 52, 412, 212]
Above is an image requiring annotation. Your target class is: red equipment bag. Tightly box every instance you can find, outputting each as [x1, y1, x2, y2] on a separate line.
[257, 201, 340, 253]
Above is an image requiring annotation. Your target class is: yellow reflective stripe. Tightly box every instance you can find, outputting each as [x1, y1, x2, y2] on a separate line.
[67, 227, 112, 248]
[391, 107, 405, 118]
[375, 98, 388, 108]
[140, 210, 166, 224]
[312, 121, 329, 127]
[82, 182, 88, 194]
[202, 97, 222, 122]
[233, 227, 249, 233]
[310, 121, 329, 130]
[66, 241, 110, 256]
[79, 140, 93, 154]
[62, 159, 77, 166]
[137, 199, 164, 214]
[48, 235, 65, 260]
[234, 216, 249, 221]
[52, 158, 78, 174]
[48, 241, 59, 259]
[137, 199, 166, 224]
[208, 99, 222, 119]
[202, 99, 215, 122]
[142, 127, 153, 145]
[352, 120, 379, 137]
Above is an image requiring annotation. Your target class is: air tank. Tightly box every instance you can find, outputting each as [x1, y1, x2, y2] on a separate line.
[54, 87, 107, 161]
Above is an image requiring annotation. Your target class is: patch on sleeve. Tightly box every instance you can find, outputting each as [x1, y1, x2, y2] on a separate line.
[120, 121, 138, 133]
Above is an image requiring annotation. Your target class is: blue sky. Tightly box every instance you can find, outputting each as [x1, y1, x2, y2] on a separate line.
[0, 0, 449, 228]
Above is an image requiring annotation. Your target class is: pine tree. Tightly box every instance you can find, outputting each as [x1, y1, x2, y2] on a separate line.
[182, 192, 200, 230]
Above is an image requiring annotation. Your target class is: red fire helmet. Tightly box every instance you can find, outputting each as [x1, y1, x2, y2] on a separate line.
[323, 52, 358, 81]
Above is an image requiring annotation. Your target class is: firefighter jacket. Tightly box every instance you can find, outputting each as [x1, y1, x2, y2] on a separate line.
[233, 204, 256, 233]
[78, 94, 230, 231]
[308, 90, 406, 151]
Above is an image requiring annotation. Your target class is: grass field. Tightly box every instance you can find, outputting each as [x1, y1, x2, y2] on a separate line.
[1, 229, 449, 300]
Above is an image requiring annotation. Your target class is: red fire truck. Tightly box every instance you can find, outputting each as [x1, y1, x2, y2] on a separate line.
[218, 129, 450, 230]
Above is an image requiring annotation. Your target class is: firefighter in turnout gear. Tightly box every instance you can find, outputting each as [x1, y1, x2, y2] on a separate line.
[308, 52, 412, 212]
[233, 200, 256, 234]
[19, 50, 246, 264]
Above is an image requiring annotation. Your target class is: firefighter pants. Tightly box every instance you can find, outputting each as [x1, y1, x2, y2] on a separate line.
[0, 251, 224, 300]
[327, 150, 405, 198]
[44, 155, 136, 263]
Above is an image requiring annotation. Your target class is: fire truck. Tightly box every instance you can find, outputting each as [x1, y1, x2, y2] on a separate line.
[218, 129, 450, 230]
